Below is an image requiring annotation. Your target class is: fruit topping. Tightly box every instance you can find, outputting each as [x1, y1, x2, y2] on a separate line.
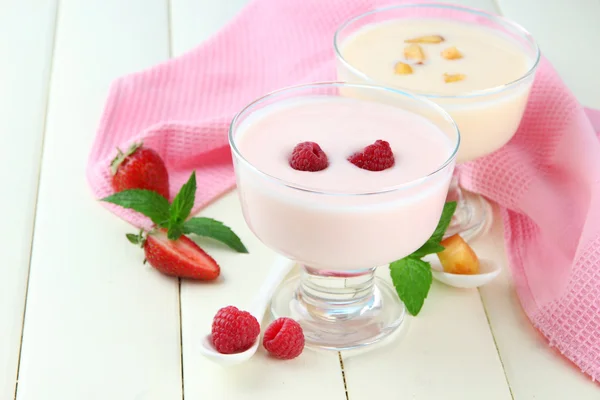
[441, 46, 463, 60]
[404, 43, 426, 64]
[262, 317, 305, 360]
[212, 306, 261, 354]
[111, 142, 170, 200]
[289, 141, 329, 172]
[437, 234, 480, 275]
[348, 140, 395, 171]
[443, 73, 466, 83]
[394, 61, 414, 75]
[405, 35, 445, 44]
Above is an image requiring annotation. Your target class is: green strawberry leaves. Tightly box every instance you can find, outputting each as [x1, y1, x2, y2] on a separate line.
[389, 201, 457, 316]
[101, 171, 248, 253]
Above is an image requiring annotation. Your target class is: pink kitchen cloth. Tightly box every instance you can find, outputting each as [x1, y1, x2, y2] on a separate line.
[86, 0, 600, 381]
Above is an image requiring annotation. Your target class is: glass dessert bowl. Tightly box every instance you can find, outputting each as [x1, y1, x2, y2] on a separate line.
[229, 82, 460, 351]
[334, 2, 540, 241]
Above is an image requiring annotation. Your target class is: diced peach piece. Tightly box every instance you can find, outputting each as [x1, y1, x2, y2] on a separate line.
[437, 234, 480, 275]
[404, 44, 426, 63]
[394, 61, 413, 75]
[441, 46, 463, 60]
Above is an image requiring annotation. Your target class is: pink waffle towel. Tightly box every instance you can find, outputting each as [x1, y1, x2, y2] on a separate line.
[86, 0, 600, 380]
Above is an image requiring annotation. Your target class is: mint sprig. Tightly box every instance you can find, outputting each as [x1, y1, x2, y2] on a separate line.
[390, 201, 456, 316]
[168, 171, 197, 239]
[183, 217, 248, 253]
[390, 257, 432, 316]
[101, 171, 248, 253]
[102, 190, 171, 226]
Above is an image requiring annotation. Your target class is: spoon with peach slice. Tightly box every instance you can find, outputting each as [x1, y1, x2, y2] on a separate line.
[199, 255, 296, 366]
[425, 234, 500, 288]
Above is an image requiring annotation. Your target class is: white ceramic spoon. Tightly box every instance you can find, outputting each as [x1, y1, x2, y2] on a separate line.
[199, 255, 296, 366]
[424, 254, 501, 289]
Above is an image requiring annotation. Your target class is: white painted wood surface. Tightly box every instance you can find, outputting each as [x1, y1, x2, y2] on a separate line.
[0, 2, 57, 399]
[15, 1, 181, 400]
[1, 0, 598, 399]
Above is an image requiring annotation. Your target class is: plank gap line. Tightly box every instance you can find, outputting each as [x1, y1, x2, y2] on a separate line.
[478, 289, 515, 400]
[338, 352, 350, 400]
[13, 1, 61, 398]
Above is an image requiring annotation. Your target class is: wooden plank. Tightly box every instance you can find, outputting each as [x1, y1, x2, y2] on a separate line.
[476, 211, 600, 399]
[495, 0, 600, 108]
[0, 2, 57, 399]
[341, 270, 512, 400]
[15, 1, 183, 399]
[170, 1, 346, 398]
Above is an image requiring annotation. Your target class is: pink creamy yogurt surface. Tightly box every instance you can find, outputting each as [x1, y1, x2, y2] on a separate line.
[235, 96, 452, 192]
[233, 96, 456, 269]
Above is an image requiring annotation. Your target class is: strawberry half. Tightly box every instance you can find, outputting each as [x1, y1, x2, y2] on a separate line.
[103, 171, 248, 281]
[131, 229, 220, 280]
[111, 142, 170, 200]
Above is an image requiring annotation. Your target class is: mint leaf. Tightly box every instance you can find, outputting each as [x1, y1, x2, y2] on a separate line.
[429, 201, 457, 243]
[412, 241, 445, 258]
[168, 171, 197, 240]
[168, 224, 184, 241]
[183, 217, 248, 253]
[102, 190, 170, 226]
[390, 257, 433, 315]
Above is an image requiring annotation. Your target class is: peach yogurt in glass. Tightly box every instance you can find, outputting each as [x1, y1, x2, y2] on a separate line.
[335, 3, 540, 240]
[229, 82, 460, 350]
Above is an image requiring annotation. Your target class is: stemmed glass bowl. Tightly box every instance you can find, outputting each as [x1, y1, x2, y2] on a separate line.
[334, 3, 540, 241]
[228, 82, 460, 350]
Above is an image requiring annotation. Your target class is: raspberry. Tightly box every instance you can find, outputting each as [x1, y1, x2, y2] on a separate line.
[211, 306, 260, 354]
[289, 141, 328, 172]
[348, 140, 395, 171]
[262, 317, 305, 359]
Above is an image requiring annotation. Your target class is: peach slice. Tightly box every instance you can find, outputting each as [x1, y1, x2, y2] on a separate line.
[405, 35, 445, 44]
[437, 234, 480, 275]
[443, 73, 466, 83]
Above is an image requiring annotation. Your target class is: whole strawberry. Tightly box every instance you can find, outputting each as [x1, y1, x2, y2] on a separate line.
[111, 142, 170, 199]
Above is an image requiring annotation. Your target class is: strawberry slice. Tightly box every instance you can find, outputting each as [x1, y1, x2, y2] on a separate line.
[142, 230, 220, 280]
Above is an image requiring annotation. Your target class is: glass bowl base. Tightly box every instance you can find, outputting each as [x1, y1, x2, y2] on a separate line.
[270, 274, 405, 351]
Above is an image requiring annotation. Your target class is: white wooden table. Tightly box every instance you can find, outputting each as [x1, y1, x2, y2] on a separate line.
[2, 0, 599, 399]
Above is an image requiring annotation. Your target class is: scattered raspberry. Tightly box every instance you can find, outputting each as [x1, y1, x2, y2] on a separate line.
[211, 306, 260, 354]
[289, 141, 328, 172]
[347, 140, 395, 171]
[262, 317, 305, 359]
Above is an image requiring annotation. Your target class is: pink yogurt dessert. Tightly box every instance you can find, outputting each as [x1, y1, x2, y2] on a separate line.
[231, 89, 458, 270]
